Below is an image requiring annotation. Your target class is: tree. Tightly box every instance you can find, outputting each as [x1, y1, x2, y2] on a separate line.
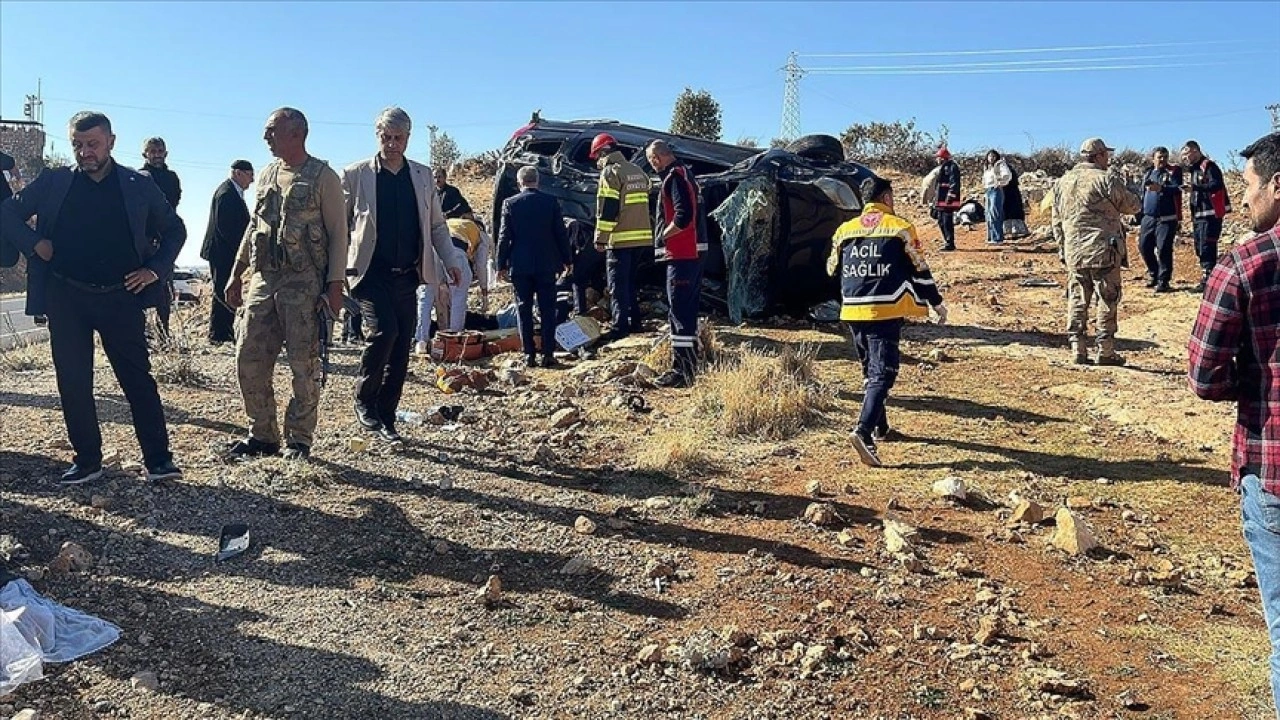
[670, 88, 722, 142]
[430, 132, 461, 171]
[735, 136, 760, 149]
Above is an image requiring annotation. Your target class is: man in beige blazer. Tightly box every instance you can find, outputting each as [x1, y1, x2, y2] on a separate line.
[341, 107, 463, 443]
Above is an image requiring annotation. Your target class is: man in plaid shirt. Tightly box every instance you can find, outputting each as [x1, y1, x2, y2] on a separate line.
[1188, 132, 1280, 717]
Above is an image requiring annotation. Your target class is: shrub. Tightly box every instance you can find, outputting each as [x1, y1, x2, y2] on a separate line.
[696, 343, 831, 439]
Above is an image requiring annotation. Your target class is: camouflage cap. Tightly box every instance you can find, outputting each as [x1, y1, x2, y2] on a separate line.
[1079, 137, 1115, 156]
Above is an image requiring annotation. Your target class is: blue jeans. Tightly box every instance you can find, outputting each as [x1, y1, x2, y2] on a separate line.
[1241, 473, 1280, 719]
[985, 187, 1005, 244]
[848, 319, 902, 437]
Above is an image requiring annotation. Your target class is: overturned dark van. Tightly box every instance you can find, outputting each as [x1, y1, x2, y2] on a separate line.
[491, 115, 880, 322]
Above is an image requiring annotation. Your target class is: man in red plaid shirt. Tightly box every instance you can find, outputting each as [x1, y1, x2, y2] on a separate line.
[1188, 131, 1280, 717]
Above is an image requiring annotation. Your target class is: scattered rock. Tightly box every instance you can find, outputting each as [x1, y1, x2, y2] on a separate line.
[47, 541, 93, 575]
[1065, 496, 1093, 510]
[759, 630, 799, 649]
[130, 670, 159, 692]
[799, 644, 830, 673]
[89, 495, 113, 510]
[722, 626, 753, 647]
[1051, 508, 1098, 555]
[973, 616, 1002, 646]
[574, 516, 597, 535]
[478, 575, 502, 606]
[803, 503, 837, 526]
[508, 684, 535, 705]
[836, 530, 858, 547]
[964, 710, 994, 720]
[932, 476, 967, 501]
[550, 407, 581, 429]
[929, 348, 950, 363]
[637, 644, 664, 664]
[645, 497, 673, 511]
[11, 710, 40, 720]
[559, 555, 593, 576]
[805, 479, 824, 497]
[1131, 532, 1156, 551]
[1025, 667, 1091, 699]
[1011, 499, 1046, 525]
[883, 519, 919, 555]
[816, 599, 837, 614]
[645, 561, 675, 580]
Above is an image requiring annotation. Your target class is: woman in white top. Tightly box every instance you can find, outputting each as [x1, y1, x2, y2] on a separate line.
[981, 150, 1012, 245]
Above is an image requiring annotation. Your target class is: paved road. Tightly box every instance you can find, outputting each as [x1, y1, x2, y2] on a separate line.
[0, 295, 46, 350]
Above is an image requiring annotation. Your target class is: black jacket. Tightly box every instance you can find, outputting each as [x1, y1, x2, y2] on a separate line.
[199, 179, 250, 263]
[140, 163, 181, 209]
[497, 189, 570, 277]
[1004, 167, 1026, 222]
[0, 151, 15, 268]
[0, 161, 187, 315]
[437, 183, 472, 219]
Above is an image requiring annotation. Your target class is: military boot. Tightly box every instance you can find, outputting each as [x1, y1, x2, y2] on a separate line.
[1070, 340, 1089, 365]
[1095, 340, 1126, 367]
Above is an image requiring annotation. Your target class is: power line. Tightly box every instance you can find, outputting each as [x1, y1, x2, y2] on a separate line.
[806, 60, 1235, 77]
[799, 40, 1231, 59]
[803, 50, 1267, 73]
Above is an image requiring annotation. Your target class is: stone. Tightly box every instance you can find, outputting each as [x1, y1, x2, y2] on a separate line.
[508, 685, 535, 705]
[1131, 532, 1156, 551]
[929, 348, 950, 363]
[973, 616, 1001, 646]
[47, 542, 93, 575]
[550, 407, 581, 429]
[574, 516, 597, 535]
[637, 644, 663, 664]
[1121, 509, 1140, 523]
[1010, 500, 1046, 525]
[645, 561, 675, 580]
[759, 630, 798, 649]
[1051, 508, 1098, 555]
[645, 497, 673, 511]
[1065, 496, 1093, 510]
[478, 575, 502, 606]
[804, 503, 837, 526]
[932, 476, 967, 501]
[722, 626, 753, 647]
[560, 555, 593, 576]
[805, 479, 823, 497]
[11, 710, 40, 720]
[799, 644, 830, 673]
[130, 670, 159, 692]
[883, 519, 919, 554]
[436, 477, 454, 491]
[964, 710, 994, 720]
[90, 495, 113, 510]
[816, 599, 837, 614]
[836, 530, 858, 547]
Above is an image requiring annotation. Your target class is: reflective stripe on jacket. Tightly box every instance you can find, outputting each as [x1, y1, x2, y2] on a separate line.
[594, 151, 653, 249]
[827, 202, 943, 321]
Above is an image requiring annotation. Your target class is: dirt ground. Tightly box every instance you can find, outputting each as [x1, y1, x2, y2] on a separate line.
[0, 173, 1269, 720]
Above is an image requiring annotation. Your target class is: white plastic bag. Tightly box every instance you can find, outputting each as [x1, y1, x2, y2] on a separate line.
[1, 606, 43, 696]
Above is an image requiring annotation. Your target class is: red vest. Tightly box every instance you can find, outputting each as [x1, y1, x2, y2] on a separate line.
[657, 165, 704, 261]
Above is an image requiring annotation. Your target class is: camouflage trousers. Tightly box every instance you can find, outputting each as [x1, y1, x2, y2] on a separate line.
[235, 270, 324, 447]
[1066, 265, 1122, 356]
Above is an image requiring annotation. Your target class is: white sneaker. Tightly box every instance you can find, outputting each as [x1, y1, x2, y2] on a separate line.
[414, 341, 428, 355]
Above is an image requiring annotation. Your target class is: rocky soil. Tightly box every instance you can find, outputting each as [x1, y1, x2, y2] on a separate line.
[0, 172, 1268, 720]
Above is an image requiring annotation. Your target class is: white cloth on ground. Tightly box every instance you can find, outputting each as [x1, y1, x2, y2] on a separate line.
[1, 579, 121, 695]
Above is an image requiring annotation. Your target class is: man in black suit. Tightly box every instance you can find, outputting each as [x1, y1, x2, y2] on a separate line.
[0, 111, 187, 485]
[139, 137, 182, 338]
[199, 159, 253, 344]
[497, 166, 571, 368]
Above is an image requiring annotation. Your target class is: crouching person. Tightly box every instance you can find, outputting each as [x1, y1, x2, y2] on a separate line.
[828, 177, 947, 467]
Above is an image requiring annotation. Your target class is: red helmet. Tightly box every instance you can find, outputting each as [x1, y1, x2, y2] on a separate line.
[588, 133, 617, 160]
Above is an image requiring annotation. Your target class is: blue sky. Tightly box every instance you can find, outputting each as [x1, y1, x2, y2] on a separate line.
[2, 1, 1277, 267]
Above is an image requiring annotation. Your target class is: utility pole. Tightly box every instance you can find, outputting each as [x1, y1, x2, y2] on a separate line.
[22, 79, 44, 125]
[780, 52, 804, 142]
[427, 124, 439, 166]
[1268, 103, 1280, 132]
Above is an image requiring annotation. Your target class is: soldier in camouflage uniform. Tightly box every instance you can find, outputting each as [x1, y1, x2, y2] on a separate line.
[224, 108, 348, 460]
[1052, 137, 1142, 367]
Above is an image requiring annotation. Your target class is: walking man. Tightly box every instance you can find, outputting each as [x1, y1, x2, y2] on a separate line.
[1182, 140, 1232, 291]
[827, 177, 946, 467]
[0, 112, 186, 484]
[342, 107, 462, 443]
[1052, 138, 1141, 366]
[139, 137, 182, 337]
[497, 166, 571, 368]
[934, 147, 961, 251]
[645, 140, 705, 388]
[1139, 147, 1183, 293]
[1188, 132, 1280, 718]
[199, 159, 253, 344]
[224, 107, 347, 460]
[590, 133, 653, 341]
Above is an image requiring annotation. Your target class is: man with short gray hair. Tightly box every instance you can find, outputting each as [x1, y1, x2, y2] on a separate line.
[497, 164, 571, 367]
[342, 106, 462, 443]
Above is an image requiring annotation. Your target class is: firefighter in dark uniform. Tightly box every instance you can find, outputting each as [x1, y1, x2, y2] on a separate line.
[645, 140, 704, 388]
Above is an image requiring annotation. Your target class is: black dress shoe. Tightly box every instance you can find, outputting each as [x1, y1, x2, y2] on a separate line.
[145, 459, 183, 482]
[354, 402, 383, 431]
[525, 354, 539, 367]
[1154, 283, 1172, 293]
[379, 426, 404, 444]
[282, 443, 311, 460]
[226, 437, 280, 459]
[1145, 277, 1159, 288]
[59, 463, 104, 486]
[541, 355, 561, 369]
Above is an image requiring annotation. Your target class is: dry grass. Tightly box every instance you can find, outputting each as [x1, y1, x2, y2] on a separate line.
[633, 430, 718, 479]
[148, 304, 212, 388]
[643, 321, 723, 374]
[696, 342, 831, 439]
[227, 456, 337, 495]
[1118, 621, 1271, 717]
[0, 341, 51, 372]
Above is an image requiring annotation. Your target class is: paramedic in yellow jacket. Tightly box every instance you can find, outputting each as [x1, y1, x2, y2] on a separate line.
[589, 133, 652, 341]
[828, 176, 948, 467]
[445, 217, 495, 324]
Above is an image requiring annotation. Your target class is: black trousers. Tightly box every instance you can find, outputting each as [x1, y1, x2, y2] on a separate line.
[513, 273, 557, 358]
[607, 247, 643, 333]
[155, 281, 172, 337]
[667, 257, 703, 380]
[352, 271, 418, 425]
[208, 254, 236, 343]
[1139, 216, 1177, 285]
[571, 245, 604, 314]
[936, 210, 956, 248]
[1194, 217, 1224, 278]
[45, 276, 172, 468]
